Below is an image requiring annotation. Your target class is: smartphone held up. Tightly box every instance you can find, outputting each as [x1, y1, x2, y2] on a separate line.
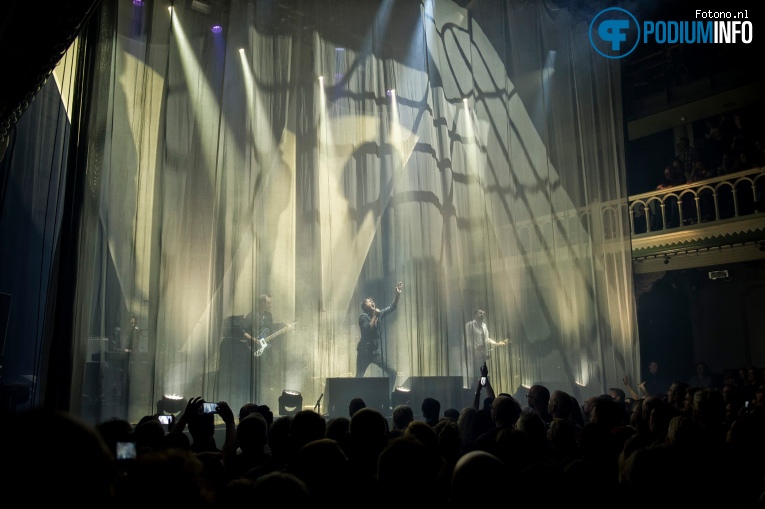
[116, 441, 136, 460]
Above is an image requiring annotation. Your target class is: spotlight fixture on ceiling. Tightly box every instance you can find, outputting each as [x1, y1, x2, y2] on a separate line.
[190, 0, 212, 15]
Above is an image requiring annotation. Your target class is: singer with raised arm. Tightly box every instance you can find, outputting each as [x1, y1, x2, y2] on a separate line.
[356, 281, 403, 394]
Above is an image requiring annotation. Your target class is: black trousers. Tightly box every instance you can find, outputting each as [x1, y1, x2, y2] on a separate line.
[356, 348, 397, 393]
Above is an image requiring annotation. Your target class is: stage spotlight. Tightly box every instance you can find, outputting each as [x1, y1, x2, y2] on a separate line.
[211, 25, 222, 34]
[162, 394, 185, 414]
[391, 386, 411, 407]
[239, 48, 244, 54]
[133, 0, 144, 6]
[191, 0, 212, 15]
[278, 390, 303, 416]
[386, 89, 395, 97]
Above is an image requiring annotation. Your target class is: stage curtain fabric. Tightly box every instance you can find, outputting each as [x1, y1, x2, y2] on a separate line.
[0, 0, 639, 422]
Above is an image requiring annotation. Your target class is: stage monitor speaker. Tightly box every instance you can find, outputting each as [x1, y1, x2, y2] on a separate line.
[402, 376, 464, 416]
[325, 377, 389, 418]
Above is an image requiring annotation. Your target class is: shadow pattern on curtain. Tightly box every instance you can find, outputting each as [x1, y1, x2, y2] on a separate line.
[1, 0, 639, 423]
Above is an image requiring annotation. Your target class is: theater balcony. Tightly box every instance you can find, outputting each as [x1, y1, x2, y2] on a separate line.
[629, 166, 765, 274]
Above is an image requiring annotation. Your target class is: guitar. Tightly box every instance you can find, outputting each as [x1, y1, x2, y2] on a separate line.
[245, 321, 297, 357]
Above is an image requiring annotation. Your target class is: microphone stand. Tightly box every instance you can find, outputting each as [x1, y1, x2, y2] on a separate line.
[314, 393, 324, 413]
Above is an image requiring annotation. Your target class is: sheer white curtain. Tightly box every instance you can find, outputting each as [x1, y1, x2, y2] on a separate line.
[47, 0, 638, 422]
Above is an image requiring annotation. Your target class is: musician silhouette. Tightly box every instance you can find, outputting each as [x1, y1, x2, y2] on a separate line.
[216, 294, 294, 408]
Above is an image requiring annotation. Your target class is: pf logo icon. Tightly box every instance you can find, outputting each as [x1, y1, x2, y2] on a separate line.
[589, 7, 640, 59]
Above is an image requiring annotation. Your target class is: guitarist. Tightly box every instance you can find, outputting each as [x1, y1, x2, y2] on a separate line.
[216, 295, 282, 407]
[243, 294, 295, 356]
[248, 294, 274, 342]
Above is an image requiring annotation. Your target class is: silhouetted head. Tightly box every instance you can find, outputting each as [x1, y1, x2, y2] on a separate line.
[289, 410, 326, 454]
[291, 438, 350, 499]
[5, 409, 117, 504]
[188, 410, 215, 443]
[444, 408, 460, 421]
[392, 404, 414, 430]
[378, 436, 442, 505]
[252, 471, 309, 503]
[421, 397, 441, 423]
[492, 395, 522, 428]
[527, 385, 551, 412]
[349, 397, 366, 417]
[451, 451, 508, 505]
[95, 417, 133, 456]
[239, 402, 259, 422]
[133, 418, 166, 452]
[237, 413, 268, 453]
[325, 416, 351, 455]
[591, 396, 624, 429]
[349, 407, 389, 457]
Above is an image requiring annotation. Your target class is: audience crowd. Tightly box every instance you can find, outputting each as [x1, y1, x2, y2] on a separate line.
[643, 110, 764, 230]
[2, 365, 764, 507]
[661, 111, 764, 189]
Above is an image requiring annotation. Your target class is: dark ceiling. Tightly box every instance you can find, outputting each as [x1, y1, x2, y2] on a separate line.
[1, 0, 759, 148]
[0, 0, 102, 145]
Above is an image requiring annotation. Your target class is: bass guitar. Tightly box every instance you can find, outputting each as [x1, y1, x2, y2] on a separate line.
[245, 321, 297, 357]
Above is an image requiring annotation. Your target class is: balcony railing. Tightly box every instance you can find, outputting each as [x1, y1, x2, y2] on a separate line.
[628, 167, 765, 237]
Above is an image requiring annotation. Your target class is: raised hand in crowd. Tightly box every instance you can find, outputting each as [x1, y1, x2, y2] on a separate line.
[217, 401, 238, 463]
[622, 374, 640, 400]
[171, 396, 204, 434]
[472, 362, 495, 410]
